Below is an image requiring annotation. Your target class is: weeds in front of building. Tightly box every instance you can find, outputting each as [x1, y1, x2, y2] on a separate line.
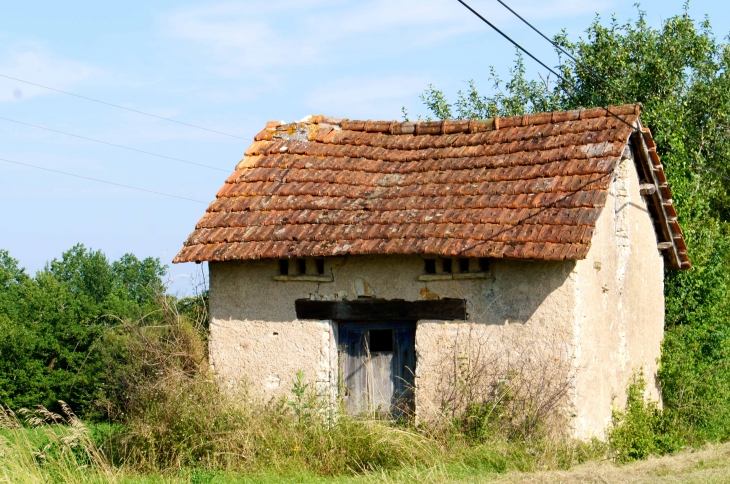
[0, 289, 608, 480]
[430, 319, 576, 443]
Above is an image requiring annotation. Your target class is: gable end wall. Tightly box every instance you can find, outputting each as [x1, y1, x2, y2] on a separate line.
[570, 144, 665, 439]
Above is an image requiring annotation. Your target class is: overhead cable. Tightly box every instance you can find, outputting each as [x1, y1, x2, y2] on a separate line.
[456, 0, 730, 181]
[0, 116, 229, 172]
[0, 157, 208, 204]
[454, 2, 642, 134]
[455, 0, 562, 82]
[492, 0, 730, 175]
[495, 0, 583, 66]
[0, 73, 250, 141]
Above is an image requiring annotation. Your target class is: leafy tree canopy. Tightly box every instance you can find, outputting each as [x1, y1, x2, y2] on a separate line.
[0, 244, 168, 415]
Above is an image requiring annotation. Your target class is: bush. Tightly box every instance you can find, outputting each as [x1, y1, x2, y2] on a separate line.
[0, 246, 168, 417]
[608, 373, 683, 463]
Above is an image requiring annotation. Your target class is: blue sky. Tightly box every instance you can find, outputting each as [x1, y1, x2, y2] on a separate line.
[0, 0, 727, 293]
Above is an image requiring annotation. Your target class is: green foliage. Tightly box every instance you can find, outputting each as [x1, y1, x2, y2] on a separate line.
[0, 250, 28, 289]
[0, 245, 168, 417]
[608, 373, 680, 463]
[421, 53, 562, 120]
[421, 7, 730, 448]
[288, 370, 313, 423]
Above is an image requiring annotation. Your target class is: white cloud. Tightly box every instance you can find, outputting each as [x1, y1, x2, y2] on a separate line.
[0, 45, 98, 103]
[162, 0, 481, 72]
[163, 0, 612, 74]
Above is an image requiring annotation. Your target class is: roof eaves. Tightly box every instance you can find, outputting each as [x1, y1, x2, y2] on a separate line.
[630, 122, 690, 270]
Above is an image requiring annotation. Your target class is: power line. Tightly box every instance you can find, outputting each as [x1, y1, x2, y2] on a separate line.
[456, 0, 730, 184]
[456, 0, 562, 83]
[0, 73, 251, 141]
[0, 116, 230, 173]
[0, 157, 208, 204]
[491, 0, 730, 178]
[455, 2, 642, 135]
[495, 0, 581, 67]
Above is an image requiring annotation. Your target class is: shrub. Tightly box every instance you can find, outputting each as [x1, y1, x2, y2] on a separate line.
[0, 246, 168, 417]
[608, 372, 683, 463]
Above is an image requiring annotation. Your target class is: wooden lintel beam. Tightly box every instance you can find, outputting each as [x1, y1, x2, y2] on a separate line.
[295, 298, 467, 321]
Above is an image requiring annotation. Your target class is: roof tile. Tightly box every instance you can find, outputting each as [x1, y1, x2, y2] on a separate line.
[173, 104, 689, 269]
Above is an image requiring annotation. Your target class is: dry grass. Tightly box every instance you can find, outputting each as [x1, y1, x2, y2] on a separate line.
[286, 441, 730, 483]
[4, 403, 728, 483]
[0, 404, 118, 483]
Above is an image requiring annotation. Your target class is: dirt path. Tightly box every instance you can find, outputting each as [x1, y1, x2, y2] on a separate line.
[489, 442, 730, 484]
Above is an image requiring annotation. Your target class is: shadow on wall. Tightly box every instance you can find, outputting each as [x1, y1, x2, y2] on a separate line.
[466, 258, 577, 326]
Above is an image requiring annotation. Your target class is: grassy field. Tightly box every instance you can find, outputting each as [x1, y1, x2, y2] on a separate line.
[106, 442, 730, 484]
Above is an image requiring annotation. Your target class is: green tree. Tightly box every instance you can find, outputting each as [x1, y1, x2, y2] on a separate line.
[0, 245, 169, 416]
[421, 7, 730, 443]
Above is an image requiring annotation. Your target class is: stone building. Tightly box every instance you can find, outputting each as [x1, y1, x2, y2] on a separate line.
[174, 104, 690, 439]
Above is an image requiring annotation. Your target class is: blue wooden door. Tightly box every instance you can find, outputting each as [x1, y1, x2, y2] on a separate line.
[339, 322, 415, 416]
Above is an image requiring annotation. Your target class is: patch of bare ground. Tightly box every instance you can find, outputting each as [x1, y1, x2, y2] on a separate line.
[489, 443, 730, 484]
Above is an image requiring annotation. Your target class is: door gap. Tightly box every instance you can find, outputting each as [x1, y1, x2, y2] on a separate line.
[369, 329, 393, 352]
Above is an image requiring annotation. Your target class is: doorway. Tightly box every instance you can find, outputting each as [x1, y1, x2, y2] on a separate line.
[338, 322, 416, 416]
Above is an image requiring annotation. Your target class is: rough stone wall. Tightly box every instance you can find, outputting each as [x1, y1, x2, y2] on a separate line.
[569, 145, 665, 439]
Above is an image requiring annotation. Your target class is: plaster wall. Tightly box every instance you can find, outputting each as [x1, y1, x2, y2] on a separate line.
[413, 260, 577, 421]
[208, 253, 576, 403]
[569, 146, 665, 439]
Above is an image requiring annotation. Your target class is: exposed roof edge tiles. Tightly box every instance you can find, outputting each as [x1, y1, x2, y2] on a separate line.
[174, 103, 690, 270]
[253, 104, 642, 141]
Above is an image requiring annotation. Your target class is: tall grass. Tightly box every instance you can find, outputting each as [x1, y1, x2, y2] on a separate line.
[111, 378, 441, 475]
[0, 403, 117, 483]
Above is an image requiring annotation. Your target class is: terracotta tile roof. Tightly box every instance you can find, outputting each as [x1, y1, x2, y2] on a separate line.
[174, 104, 690, 270]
